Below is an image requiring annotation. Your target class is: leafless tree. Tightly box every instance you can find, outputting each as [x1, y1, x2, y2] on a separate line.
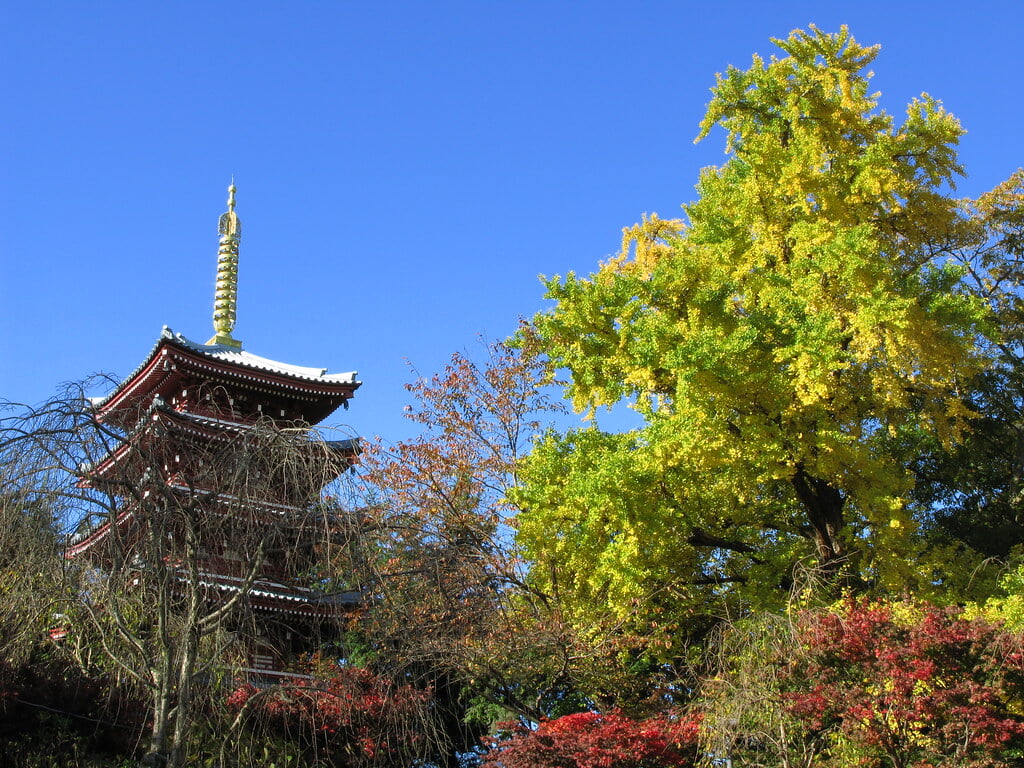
[1, 378, 357, 768]
[0, 413, 72, 683]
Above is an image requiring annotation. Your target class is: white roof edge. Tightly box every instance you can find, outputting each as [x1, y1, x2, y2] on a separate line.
[91, 326, 360, 408]
[167, 327, 360, 384]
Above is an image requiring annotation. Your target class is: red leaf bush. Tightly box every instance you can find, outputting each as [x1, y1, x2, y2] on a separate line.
[783, 599, 1024, 767]
[481, 709, 701, 768]
[227, 665, 431, 766]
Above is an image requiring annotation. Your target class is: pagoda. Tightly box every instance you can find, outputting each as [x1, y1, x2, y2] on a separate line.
[67, 185, 362, 679]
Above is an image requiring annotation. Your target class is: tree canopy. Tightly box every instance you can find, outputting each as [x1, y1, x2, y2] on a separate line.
[515, 26, 990, 628]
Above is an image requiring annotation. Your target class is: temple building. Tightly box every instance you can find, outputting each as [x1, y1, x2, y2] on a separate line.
[66, 185, 362, 679]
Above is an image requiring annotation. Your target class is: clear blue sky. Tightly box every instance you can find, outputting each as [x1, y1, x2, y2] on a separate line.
[3, 1, 1022, 443]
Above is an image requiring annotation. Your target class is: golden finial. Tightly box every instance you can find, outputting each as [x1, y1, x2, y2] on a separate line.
[207, 182, 243, 348]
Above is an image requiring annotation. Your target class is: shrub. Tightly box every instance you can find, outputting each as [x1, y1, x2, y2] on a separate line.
[227, 664, 432, 767]
[480, 709, 700, 768]
[783, 599, 1024, 767]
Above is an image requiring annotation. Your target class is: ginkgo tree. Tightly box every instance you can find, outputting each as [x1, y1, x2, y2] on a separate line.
[514, 26, 991, 628]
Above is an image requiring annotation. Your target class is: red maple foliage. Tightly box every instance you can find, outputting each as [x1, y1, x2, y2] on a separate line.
[783, 599, 1024, 767]
[227, 665, 431, 766]
[480, 709, 701, 768]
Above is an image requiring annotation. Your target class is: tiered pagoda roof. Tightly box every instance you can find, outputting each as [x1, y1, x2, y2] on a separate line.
[90, 327, 359, 428]
[68, 183, 364, 631]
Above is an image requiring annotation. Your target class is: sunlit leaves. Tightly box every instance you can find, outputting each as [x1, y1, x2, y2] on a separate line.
[481, 709, 702, 768]
[519, 26, 988, 625]
[784, 600, 1024, 767]
[702, 599, 1024, 767]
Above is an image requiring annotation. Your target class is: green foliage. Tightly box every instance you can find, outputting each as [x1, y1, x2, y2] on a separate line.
[970, 561, 1024, 632]
[910, 170, 1024, 571]
[516, 26, 989, 634]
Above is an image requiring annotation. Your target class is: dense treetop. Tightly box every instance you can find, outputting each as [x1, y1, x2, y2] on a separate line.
[516, 26, 999, 628]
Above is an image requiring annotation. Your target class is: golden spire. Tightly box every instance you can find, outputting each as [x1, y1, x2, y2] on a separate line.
[208, 181, 243, 348]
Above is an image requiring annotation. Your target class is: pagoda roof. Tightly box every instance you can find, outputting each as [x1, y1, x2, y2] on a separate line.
[66, 482, 358, 558]
[91, 327, 360, 424]
[165, 329, 358, 385]
[79, 396, 358, 484]
[64, 522, 361, 616]
[195, 571, 362, 617]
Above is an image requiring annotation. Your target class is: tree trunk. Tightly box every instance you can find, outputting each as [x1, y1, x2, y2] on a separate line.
[791, 463, 852, 586]
[168, 627, 199, 768]
[144, 558, 178, 768]
[144, 671, 172, 767]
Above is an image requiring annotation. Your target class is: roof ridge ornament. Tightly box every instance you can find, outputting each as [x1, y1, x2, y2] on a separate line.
[208, 181, 243, 348]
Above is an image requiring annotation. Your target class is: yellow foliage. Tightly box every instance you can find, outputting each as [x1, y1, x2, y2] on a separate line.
[518, 26, 992, 628]
[604, 213, 686, 278]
